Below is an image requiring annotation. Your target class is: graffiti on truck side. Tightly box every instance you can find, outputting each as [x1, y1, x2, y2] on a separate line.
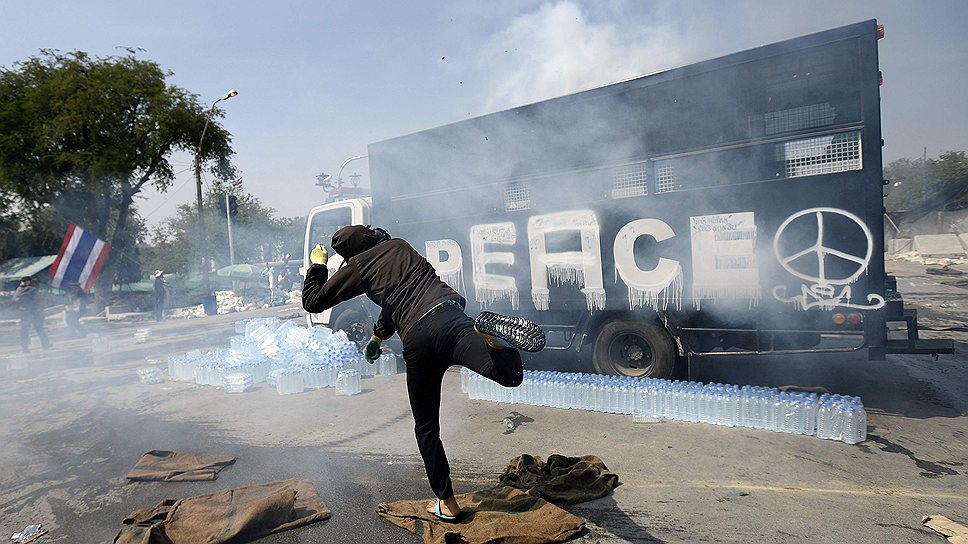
[772, 207, 885, 310]
[425, 207, 886, 312]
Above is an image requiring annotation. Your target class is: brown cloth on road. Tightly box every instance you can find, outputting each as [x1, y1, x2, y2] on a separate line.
[923, 515, 968, 544]
[499, 454, 619, 505]
[125, 450, 236, 481]
[113, 478, 330, 544]
[378, 485, 585, 544]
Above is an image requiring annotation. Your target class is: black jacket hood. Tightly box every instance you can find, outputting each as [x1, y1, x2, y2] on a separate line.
[331, 225, 389, 259]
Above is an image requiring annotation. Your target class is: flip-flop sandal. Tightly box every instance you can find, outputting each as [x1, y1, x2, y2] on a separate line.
[431, 498, 458, 521]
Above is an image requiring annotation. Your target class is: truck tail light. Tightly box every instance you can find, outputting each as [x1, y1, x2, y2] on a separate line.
[877, 24, 885, 40]
[832, 313, 847, 325]
[847, 312, 863, 325]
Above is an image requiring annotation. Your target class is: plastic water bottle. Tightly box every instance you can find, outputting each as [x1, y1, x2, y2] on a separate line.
[829, 402, 845, 441]
[816, 401, 830, 439]
[725, 388, 739, 427]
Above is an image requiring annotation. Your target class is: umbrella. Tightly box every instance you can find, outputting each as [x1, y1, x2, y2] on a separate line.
[216, 263, 268, 281]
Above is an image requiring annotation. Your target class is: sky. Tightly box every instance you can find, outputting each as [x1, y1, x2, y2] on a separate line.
[2, 0, 966, 229]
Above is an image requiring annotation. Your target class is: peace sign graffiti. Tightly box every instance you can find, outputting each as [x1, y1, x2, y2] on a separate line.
[772, 207, 884, 310]
[774, 207, 872, 286]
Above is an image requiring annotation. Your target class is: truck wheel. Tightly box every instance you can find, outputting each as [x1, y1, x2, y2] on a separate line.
[333, 309, 369, 348]
[592, 320, 677, 378]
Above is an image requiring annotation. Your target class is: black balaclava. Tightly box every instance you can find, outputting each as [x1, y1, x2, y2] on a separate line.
[331, 225, 390, 260]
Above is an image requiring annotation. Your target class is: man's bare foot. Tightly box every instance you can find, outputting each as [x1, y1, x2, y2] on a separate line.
[426, 496, 461, 518]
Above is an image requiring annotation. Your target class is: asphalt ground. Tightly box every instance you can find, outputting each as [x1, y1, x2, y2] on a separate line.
[2, 260, 967, 543]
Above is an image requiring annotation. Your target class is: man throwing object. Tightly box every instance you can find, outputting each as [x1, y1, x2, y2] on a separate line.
[302, 225, 545, 521]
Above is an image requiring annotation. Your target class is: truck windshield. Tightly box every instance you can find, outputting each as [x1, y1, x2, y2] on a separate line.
[308, 207, 353, 252]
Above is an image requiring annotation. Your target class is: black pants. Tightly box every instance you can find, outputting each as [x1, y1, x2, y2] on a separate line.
[402, 304, 523, 500]
[66, 310, 85, 337]
[20, 311, 51, 352]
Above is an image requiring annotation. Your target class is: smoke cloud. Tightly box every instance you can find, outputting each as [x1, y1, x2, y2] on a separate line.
[476, 1, 694, 111]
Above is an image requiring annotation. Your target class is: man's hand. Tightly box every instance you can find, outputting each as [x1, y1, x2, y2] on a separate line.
[310, 244, 329, 265]
[363, 335, 382, 364]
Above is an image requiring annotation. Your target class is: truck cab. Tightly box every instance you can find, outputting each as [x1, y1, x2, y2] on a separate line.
[302, 197, 372, 341]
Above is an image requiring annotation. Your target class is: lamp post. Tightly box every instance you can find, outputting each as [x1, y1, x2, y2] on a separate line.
[225, 176, 242, 265]
[194, 89, 237, 307]
[336, 155, 367, 187]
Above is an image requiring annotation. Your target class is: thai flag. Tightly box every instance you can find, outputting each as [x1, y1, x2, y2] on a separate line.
[48, 224, 112, 293]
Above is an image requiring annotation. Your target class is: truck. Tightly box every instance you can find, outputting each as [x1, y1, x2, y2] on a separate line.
[302, 19, 953, 378]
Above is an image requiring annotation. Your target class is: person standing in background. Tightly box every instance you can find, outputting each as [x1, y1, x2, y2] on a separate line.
[278, 268, 292, 292]
[153, 270, 167, 321]
[65, 281, 87, 338]
[13, 276, 52, 353]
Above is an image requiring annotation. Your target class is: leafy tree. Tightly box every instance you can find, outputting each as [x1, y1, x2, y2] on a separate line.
[933, 151, 968, 211]
[0, 49, 234, 304]
[884, 157, 927, 213]
[884, 151, 968, 213]
[142, 187, 305, 282]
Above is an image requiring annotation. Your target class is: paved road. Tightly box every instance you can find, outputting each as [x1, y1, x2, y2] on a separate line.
[2, 275, 967, 543]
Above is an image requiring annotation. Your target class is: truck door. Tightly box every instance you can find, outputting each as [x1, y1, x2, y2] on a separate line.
[302, 199, 369, 330]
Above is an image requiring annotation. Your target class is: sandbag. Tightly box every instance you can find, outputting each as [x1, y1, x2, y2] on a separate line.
[113, 478, 330, 544]
[125, 450, 236, 482]
[378, 485, 585, 544]
[499, 454, 619, 505]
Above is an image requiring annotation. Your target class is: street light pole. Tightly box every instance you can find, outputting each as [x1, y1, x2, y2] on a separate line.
[225, 176, 242, 265]
[194, 89, 238, 301]
[336, 155, 368, 187]
[225, 190, 235, 265]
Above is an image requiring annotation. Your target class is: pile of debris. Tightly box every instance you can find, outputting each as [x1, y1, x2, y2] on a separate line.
[889, 251, 966, 266]
[162, 317, 399, 396]
[168, 290, 302, 319]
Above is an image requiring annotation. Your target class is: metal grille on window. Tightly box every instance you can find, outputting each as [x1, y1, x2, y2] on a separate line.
[764, 102, 837, 135]
[781, 130, 862, 178]
[610, 164, 648, 198]
[505, 181, 531, 211]
[655, 161, 676, 193]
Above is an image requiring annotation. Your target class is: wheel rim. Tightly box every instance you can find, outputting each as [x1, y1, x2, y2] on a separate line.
[605, 331, 655, 377]
[344, 320, 369, 347]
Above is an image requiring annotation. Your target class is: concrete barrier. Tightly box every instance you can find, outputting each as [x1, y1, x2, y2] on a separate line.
[887, 238, 913, 255]
[913, 234, 967, 258]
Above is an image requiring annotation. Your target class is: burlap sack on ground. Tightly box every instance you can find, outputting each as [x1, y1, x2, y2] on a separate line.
[125, 450, 237, 482]
[499, 454, 619, 505]
[378, 485, 585, 544]
[113, 478, 330, 544]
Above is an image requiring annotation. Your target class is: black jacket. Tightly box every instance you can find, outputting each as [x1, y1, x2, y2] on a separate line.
[302, 226, 461, 341]
[13, 283, 40, 313]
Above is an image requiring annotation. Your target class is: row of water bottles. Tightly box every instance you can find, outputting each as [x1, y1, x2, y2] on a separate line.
[638, 382, 866, 443]
[269, 355, 388, 394]
[637, 381, 823, 435]
[463, 369, 640, 414]
[460, 368, 866, 444]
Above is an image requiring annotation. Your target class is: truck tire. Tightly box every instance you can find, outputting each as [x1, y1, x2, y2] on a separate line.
[592, 319, 677, 378]
[333, 308, 370, 348]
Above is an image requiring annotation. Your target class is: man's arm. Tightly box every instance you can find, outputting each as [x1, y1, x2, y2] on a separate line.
[373, 307, 397, 340]
[301, 263, 367, 313]
[12, 286, 30, 303]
